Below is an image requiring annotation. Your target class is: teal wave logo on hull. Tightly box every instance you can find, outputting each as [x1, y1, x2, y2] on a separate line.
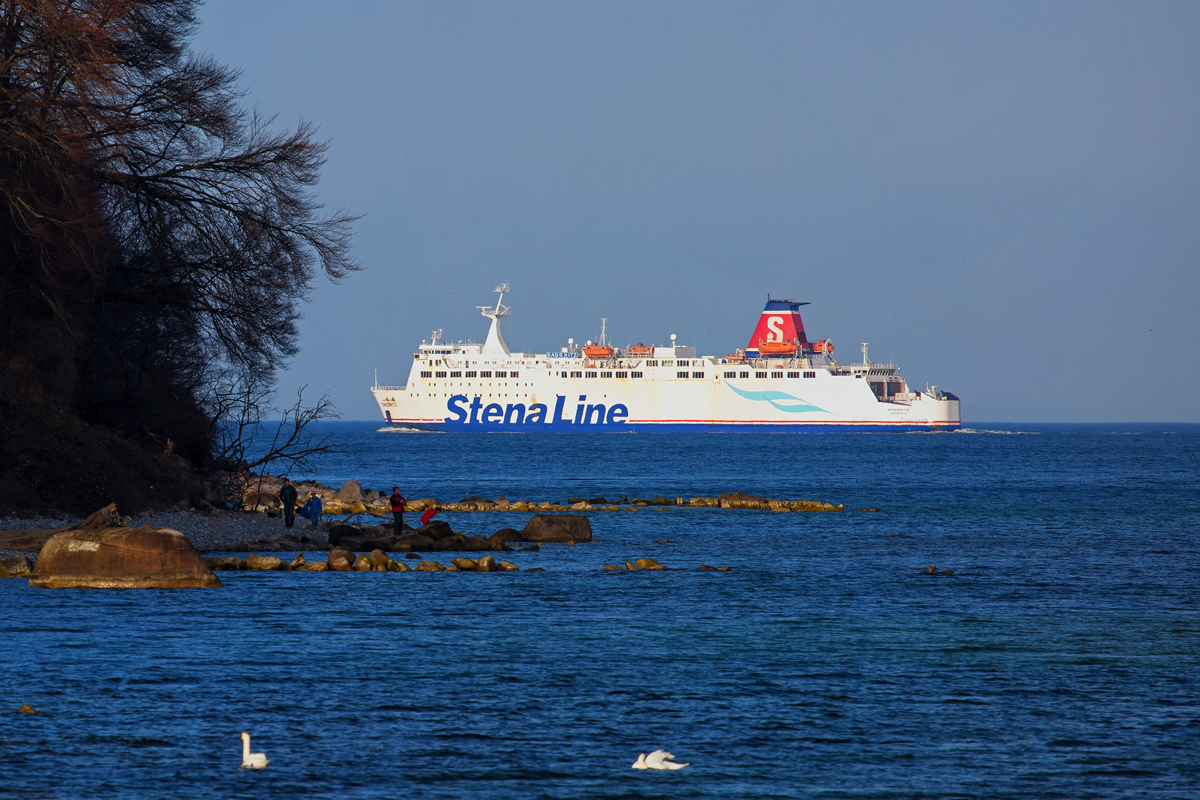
[725, 382, 830, 414]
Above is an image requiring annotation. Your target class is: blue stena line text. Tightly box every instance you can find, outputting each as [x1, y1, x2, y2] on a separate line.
[446, 395, 629, 425]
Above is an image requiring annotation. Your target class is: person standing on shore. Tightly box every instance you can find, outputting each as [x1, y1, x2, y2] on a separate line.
[279, 478, 298, 529]
[390, 487, 406, 535]
[303, 491, 322, 531]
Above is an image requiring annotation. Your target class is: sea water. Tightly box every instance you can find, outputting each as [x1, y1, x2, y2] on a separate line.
[2, 424, 1197, 798]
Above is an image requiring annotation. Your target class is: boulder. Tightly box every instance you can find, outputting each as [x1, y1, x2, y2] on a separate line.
[392, 560, 411, 572]
[305, 561, 330, 572]
[647, 496, 673, 506]
[717, 491, 767, 509]
[392, 534, 433, 552]
[339, 534, 392, 553]
[246, 553, 289, 571]
[497, 560, 519, 571]
[326, 524, 359, 546]
[700, 564, 731, 571]
[353, 554, 372, 571]
[634, 557, 666, 571]
[419, 520, 455, 541]
[475, 555, 496, 573]
[327, 549, 355, 571]
[450, 557, 477, 570]
[488, 528, 523, 547]
[602, 564, 625, 571]
[521, 514, 592, 543]
[431, 535, 467, 552]
[415, 560, 444, 572]
[3, 554, 33, 577]
[520, 544, 540, 552]
[461, 535, 492, 551]
[202, 556, 247, 571]
[30, 528, 220, 589]
[289, 552, 308, 569]
[368, 549, 393, 571]
[336, 480, 365, 502]
[569, 502, 594, 510]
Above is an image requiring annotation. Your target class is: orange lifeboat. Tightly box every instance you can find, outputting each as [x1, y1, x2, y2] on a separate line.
[626, 343, 654, 356]
[724, 349, 747, 362]
[756, 338, 799, 356]
[811, 339, 834, 354]
[583, 343, 614, 358]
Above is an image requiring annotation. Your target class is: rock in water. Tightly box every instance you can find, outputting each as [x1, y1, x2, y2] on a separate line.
[415, 561, 444, 572]
[246, 553, 289, 571]
[368, 550, 393, 571]
[327, 549, 355, 571]
[634, 558, 666, 571]
[19, 704, 37, 714]
[305, 561, 330, 572]
[488, 528, 523, 547]
[521, 514, 593, 543]
[2, 555, 33, 577]
[450, 558, 477, 570]
[30, 528, 220, 589]
[475, 555, 496, 572]
[498, 561, 519, 571]
[326, 524, 358, 546]
[289, 552, 308, 569]
[353, 554, 372, 571]
[419, 520, 455, 541]
[203, 557, 247, 571]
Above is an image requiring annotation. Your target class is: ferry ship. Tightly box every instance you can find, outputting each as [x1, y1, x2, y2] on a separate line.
[372, 285, 960, 431]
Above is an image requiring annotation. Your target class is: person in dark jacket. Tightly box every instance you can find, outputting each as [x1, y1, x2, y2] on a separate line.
[279, 478, 298, 528]
[390, 487, 406, 535]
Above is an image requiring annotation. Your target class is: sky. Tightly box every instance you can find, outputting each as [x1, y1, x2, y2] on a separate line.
[192, 0, 1200, 422]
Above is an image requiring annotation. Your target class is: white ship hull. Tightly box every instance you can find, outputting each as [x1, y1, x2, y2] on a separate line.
[372, 288, 960, 432]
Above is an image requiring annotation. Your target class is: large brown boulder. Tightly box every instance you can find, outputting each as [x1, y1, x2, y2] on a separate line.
[336, 480, 365, 503]
[521, 514, 592, 543]
[30, 528, 220, 589]
[327, 548, 355, 571]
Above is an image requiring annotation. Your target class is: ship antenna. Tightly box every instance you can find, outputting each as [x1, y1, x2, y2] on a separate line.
[599, 318, 608, 347]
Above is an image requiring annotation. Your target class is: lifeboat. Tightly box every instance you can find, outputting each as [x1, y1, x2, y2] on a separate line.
[583, 343, 614, 359]
[626, 343, 654, 356]
[811, 339, 834, 354]
[756, 338, 799, 356]
[724, 349, 747, 362]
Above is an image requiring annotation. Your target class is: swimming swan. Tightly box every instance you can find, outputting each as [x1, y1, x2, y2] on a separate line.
[632, 749, 688, 770]
[240, 732, 269, 769]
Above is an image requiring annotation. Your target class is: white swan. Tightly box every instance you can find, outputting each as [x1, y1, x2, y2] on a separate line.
[632, 749, 688, 770]
[240, 732, 269, 769]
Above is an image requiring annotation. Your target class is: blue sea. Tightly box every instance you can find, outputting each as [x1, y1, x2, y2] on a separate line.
[3, 423, 1198, 799]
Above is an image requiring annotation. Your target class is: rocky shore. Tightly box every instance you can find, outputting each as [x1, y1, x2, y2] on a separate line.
[234, 476, 847, 516]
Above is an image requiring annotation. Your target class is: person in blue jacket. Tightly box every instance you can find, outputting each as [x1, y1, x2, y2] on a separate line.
[299, 491, 323, 530]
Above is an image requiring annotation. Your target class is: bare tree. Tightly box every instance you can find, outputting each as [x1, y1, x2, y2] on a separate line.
[0, 0, 359, 464]
[208, 374, 344, 506]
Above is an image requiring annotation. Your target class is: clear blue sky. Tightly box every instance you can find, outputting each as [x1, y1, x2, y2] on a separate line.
[194, 0, 1199, 422]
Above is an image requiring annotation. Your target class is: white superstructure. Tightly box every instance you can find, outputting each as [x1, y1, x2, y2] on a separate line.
[372, 286, 960, 431]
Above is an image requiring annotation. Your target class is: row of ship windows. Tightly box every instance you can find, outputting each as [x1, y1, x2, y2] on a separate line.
[724, 371, 818, 379]
[419, 369, 819, 380]
[420, 370, 520, 379]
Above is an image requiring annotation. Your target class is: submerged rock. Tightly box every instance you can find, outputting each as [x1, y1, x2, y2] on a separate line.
[30, 528, 220, 589]
[497, 560, 519, 572]
[416, 561, 444, 572]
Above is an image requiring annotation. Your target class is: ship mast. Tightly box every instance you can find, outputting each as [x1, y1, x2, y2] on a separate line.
[478, 283, 511, 355]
